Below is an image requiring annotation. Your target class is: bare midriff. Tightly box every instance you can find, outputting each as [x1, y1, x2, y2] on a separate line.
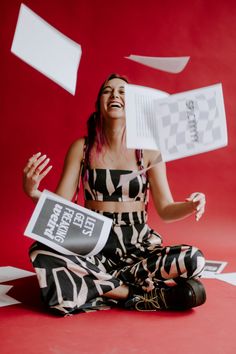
[85, 200, 145, 213]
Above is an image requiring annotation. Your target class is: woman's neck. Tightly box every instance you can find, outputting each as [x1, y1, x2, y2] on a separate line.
[103, 120, 126, 151]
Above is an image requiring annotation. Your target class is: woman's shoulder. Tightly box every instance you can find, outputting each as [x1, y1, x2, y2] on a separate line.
[69, 136, 87, 149]
[66, 137, 87, 160]
[143, 149, 163, 166]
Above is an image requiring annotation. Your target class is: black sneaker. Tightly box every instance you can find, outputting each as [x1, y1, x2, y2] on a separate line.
[124, 279, 206, 311]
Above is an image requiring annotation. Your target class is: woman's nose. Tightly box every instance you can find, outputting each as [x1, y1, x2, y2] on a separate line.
[111, 90, 119, 98]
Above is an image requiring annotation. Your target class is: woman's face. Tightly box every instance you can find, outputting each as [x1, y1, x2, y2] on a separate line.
[99, 78, 126, 121]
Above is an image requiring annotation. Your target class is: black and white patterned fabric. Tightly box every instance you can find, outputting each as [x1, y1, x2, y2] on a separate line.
[29, 147, 205, 315]
[30, 210, 205, 315]
[83, 149, 149, 203]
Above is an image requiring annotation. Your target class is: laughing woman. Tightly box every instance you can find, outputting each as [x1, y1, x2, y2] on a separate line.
[23, 73, 206, 315]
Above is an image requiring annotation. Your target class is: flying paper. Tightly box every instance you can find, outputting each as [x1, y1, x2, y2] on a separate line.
[24, 190, 112, 257]
[125, 55, 190, 73]
[11, 4, 82, 95]
[125, 83, 228, 161]
[117, 153, 162, 188]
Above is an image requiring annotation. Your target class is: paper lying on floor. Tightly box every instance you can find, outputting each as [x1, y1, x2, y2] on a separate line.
[202, 272, 236, 286]
[125, 83, 228, 162]
[201, 260, 236, 286]
[11, 4, 82, 95]
[213, 273, 236, 286]
[0, 285, 21, 307]
[0, 266, 35, 283]
[125, 55, 190, 73]
[201, 260, 228, 278]
[0, 266, 35, 307]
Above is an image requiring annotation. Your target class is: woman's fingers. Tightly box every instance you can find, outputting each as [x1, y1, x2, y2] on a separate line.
[23, 152, 41, 174]
[24, 153, 50, 175]
[186, 192, 206, 221]
[34, 157, 50, 175]
[23, 152, 52, 199]
[24, 152, 42, 174]
[38, 164, 53, 181]
[23, 153, 52, 182]
[30, 154, 47, 173]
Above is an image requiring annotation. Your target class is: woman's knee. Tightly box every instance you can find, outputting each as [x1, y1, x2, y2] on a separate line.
[186, 246, 206, 277]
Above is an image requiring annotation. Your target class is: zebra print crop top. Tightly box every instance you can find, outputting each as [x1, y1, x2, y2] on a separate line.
[82, 148, 149, 203]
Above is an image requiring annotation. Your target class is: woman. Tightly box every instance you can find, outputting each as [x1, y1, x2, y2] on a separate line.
[23, 73, 206, 315]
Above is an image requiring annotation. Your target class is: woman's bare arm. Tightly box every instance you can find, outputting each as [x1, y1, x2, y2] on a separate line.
[146, 150, 206, 222]
[23, 137, 85, 203]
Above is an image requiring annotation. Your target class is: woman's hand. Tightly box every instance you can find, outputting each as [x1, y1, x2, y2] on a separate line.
[186, 192, 206, 221]
[23, 152, 52, 201]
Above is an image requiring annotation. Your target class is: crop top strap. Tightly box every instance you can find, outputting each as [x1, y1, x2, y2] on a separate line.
[135, 149, 145, 170]
[83, 138, 144, 171]
[81, 136, 89, 174]
[74, 137, 88, 203]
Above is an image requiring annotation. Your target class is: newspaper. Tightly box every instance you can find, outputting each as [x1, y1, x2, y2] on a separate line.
[125, 83, 228, 162]
[24, 190, 112, 257]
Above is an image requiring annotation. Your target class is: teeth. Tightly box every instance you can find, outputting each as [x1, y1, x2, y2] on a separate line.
[109, 103, 121, 108]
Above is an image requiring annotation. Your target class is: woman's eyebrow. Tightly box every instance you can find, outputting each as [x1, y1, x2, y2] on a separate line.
[102, 85, 125, 90]
[102, 85, 112, 90]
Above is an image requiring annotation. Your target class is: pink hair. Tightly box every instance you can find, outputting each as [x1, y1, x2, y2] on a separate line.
[86, 73, 129, 165]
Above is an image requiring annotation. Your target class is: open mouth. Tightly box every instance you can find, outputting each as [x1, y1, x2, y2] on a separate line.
[108, 102, 122, 108]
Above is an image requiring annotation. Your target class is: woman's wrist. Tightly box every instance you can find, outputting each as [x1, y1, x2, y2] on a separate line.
[29, 189, 42, 203]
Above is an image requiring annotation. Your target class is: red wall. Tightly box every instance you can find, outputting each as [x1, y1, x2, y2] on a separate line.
[1, 0, 236, 270]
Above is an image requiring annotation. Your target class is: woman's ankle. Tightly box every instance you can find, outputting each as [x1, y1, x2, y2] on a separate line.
[103, 284, 129, 300]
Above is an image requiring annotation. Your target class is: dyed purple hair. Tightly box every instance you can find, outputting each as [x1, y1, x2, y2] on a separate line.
[86, 73, 129, 164]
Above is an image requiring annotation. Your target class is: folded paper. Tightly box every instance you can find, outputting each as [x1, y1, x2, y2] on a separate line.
[125, 83, 228, 162]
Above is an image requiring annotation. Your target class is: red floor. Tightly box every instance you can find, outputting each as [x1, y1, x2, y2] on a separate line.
[1, 257, 236, 354]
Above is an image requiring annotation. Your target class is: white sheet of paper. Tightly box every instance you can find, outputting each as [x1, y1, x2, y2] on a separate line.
[213, 273, 236, 286]
[117, 153, 162, 188]
[200, 260, 236, 286]
[11, 4, 82, 95]
[125, 83, 169, 150]
[24, 190, 113, 257]
[125, 83, 228, 162]
[0, 285, 21, 307]
[125, 55, 190, 73]
[201, 260, 228, 277]
[0, 266, 35, 283]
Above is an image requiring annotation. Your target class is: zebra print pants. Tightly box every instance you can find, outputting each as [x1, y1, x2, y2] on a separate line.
[29, 211, 205, 315]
